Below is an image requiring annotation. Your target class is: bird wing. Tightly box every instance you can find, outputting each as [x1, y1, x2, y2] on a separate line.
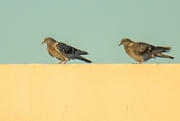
[54, 42, 88, 55]
[128, 42, 155, 55]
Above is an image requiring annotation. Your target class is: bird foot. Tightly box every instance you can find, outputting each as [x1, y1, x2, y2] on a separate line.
[58, 61, 63, 64]
[139, 61, 143, 64]
[63, 61, 67, 64]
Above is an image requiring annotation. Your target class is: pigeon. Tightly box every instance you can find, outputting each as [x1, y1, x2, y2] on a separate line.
[119, 38, 174, 64]
[42, 37, 92, 64]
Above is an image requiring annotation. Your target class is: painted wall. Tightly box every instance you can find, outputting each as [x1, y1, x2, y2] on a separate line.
[0, 64, 180, 121]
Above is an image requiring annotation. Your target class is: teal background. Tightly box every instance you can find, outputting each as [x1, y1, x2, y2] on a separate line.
[0, 0, 179, 64]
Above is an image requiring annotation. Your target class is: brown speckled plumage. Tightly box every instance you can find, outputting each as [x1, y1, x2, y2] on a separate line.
[42, 37, 92, 64]
[119, 38, 174, 64]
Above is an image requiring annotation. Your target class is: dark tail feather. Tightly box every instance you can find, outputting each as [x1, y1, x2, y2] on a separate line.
[150, 46, 174, 59]
[75, 50, 88, 55]
[157, 46, 171, 51]
[75, 55, 92, 63]
[163, 50, 171, 52]
[155, 53, 174, 59]
[150, 46, 172, 54]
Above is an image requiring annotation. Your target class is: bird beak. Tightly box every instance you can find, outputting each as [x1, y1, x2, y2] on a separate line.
[41, 41, 45, 44]
[119, 42, 122, 46]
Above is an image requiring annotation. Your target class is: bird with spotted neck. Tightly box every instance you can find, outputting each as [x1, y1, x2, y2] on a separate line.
[119, 38, 174, 64]
[42, 37, 92, 64]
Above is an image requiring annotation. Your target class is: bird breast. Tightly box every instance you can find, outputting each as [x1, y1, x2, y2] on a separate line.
[47, 47, 66, 60]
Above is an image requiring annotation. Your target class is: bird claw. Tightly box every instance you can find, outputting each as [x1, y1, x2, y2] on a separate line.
[58, 61, 63, 64]
[139, 61, 143, 64]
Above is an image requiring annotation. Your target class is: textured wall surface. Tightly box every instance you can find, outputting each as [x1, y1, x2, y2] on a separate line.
[0, 64, 180, 121]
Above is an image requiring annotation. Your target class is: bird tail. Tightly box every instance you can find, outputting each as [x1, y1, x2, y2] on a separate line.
[158, 46, 171, 50]
[149, 46, 174, 59]
[150, 46, 172, 55]
[156, 46, 171, 52]
[75, 50, 88, 55]
[154, 53, 174, 59]
[75, 55, 92, 63]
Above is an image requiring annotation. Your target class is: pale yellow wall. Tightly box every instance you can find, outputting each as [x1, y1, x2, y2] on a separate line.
[0, 64, 180, 121]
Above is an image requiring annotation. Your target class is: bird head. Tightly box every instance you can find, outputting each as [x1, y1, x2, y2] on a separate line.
[41, 37, 56, 44]
[119, 38, 133, 46]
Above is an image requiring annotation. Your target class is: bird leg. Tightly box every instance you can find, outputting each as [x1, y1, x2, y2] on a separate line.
[58, 61, 63, 64]
[63, 61, 67, 64]
[139, 61, 143, 64]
